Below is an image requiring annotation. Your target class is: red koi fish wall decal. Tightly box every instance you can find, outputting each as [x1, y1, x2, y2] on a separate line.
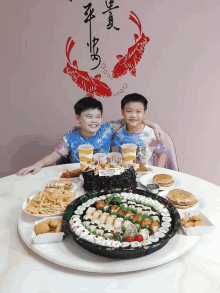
[63, 37, 112, 98]
[112, 11, 150, 79]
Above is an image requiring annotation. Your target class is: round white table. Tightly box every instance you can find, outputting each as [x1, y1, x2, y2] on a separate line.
[0, 164, 219, 293]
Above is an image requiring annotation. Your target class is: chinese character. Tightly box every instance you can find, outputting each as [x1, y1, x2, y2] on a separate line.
[83, 3, 101, 70]
[102, 0, 120, 30]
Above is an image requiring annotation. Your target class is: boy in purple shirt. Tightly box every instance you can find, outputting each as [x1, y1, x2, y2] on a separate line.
[112, 93, 167, 167]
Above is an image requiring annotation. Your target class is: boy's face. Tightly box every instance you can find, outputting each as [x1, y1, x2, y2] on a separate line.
[122, 102, 146, 128]
[76, 108, 102, 136]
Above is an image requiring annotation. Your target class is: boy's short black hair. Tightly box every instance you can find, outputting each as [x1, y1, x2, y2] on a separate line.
[121, 93, 148, 111]
[74, 97, 103, 116]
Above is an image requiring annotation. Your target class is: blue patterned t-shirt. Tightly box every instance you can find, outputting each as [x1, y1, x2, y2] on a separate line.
[54, 122, 116, 163]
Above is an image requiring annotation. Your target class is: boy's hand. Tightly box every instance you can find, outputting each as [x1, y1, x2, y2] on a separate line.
[66, 126, 80, 134]
[17, 162, 43, 176]
[154, 126, 165, 143]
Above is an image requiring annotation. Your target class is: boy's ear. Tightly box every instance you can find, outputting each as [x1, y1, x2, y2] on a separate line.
[121, 109, 125, 117]
[144, 110, 147, 115]
[76, 114, 80, 122]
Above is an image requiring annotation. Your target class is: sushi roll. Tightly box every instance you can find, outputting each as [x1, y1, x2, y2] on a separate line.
[142, 207, 152, 215]
[114, 218, 123, 230]
[112, 240, 121, 248]
[118, 209, 126, 217]
[124, 210, 134, 218]
[103, 203, 111, 212]
[84, 233, 95, 243]
[86, 207, 96, 216]
[141, 218, 151, 228]
[123, 220, 132, 229]
[148, 235, 159, 242]
[79, 229, 90, 239]
[154, 232, 166, 238]
[96, 226, 105, 236]
[135, 204, 144, 214]
[161, 222, 171, 228]
[130, 241, 142, 248]
[94, 235, 105, 246]
[77, 205, 86, 211]
[150, 222, 161, 234]
[92, 210, 102, 219]
[96, 200, 105, 209]
[159, 227, 169, 233]
[82, 217, 92, 227]
[105, 215, 115, 225]
[132, 214, 142, 223]
[83, 214, 92, 221]
[105, 224, 114, 231]
[120, 200, 128, 209]
[110, 205, 120, 213]
[89, 221, 99, 232]
[139, 229, 150, 240]
[142, 239, 152, 246]
[99, 212, 108, 224]
[104, 229, 114, 239]
[121, 242, 131, 249]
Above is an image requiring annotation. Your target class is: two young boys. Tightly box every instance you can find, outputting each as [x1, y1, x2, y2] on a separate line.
[17, 94, 165, 176]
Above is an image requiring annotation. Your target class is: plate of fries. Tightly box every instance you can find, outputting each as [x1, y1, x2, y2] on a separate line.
[23, 184, 77, 218]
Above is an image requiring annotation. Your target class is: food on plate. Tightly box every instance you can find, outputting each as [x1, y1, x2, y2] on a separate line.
[69, 192, 174, 249]
[47, 180, 72, 190]
[25, 188, 76, 215]
[34, 222, 50, 235]
[136, 164, 149, 172]
[181, 214, 207, 228]
[153, 174, 174, 187]
[168, 189, 198, 209]
[60, 169, 82, 178]
[34, 218, 63, 235]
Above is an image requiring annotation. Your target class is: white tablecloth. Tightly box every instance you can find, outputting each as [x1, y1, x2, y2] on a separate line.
[0, 164, 220, 293]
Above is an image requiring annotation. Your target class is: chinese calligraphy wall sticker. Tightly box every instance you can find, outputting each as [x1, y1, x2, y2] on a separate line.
[63, 37, 112, 98]
[112, 11, 150, 79]
[64, 4, 150, 98]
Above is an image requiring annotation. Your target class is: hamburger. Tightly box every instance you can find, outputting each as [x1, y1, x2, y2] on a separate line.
[153, 174, 174, 187]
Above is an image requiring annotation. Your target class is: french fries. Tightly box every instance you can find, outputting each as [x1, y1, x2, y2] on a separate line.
[24, 187, 76, 215]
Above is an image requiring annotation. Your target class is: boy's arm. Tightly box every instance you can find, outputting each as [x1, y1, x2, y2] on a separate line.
[156, 152, 167, 168]
[144, 120, 165, 142]
[17, 151, 62, 176]
[109, 119, 164, 142]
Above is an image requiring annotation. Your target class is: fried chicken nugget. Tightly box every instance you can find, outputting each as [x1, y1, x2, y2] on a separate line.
[43, 219, 52, 225]
[194, 221, 207, 226]
[191, 215, 204, 222]
[184, 221, 194, 228]
[181, 214, 191, 225]
[50, 219, 62, 228]
[55, 223, 62, 232]
[34, 223, 50, 235]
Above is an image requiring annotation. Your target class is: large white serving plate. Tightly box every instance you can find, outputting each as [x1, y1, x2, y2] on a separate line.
[140, 172, 182, 191]
[18, 211, 200, 273]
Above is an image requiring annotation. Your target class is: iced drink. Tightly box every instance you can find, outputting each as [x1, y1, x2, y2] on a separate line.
[78, 144, 94, 170]
[121, 143, 137, 167]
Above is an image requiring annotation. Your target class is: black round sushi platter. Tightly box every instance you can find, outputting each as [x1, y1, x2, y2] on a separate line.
[62, 188, 181, 259]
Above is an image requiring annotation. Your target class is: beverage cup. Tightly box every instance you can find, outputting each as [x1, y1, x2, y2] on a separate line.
[121, 143, 137, 167]
[107, 152, 122, 165]
[78, 144, 94, 170]
[93, 153, 107, 166]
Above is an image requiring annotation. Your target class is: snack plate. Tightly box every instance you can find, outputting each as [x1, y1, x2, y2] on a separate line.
[161, 192, 208, 215]
[22, 182, 78, 218]
[180, 211, 215, 235]
[139, 173, 182, 191]
[62, 188, 181, 259]
[134, 164, 153, 178]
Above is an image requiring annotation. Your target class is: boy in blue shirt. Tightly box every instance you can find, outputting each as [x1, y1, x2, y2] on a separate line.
[17, 97, 163, 175]
[112, 93, 167, 167]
